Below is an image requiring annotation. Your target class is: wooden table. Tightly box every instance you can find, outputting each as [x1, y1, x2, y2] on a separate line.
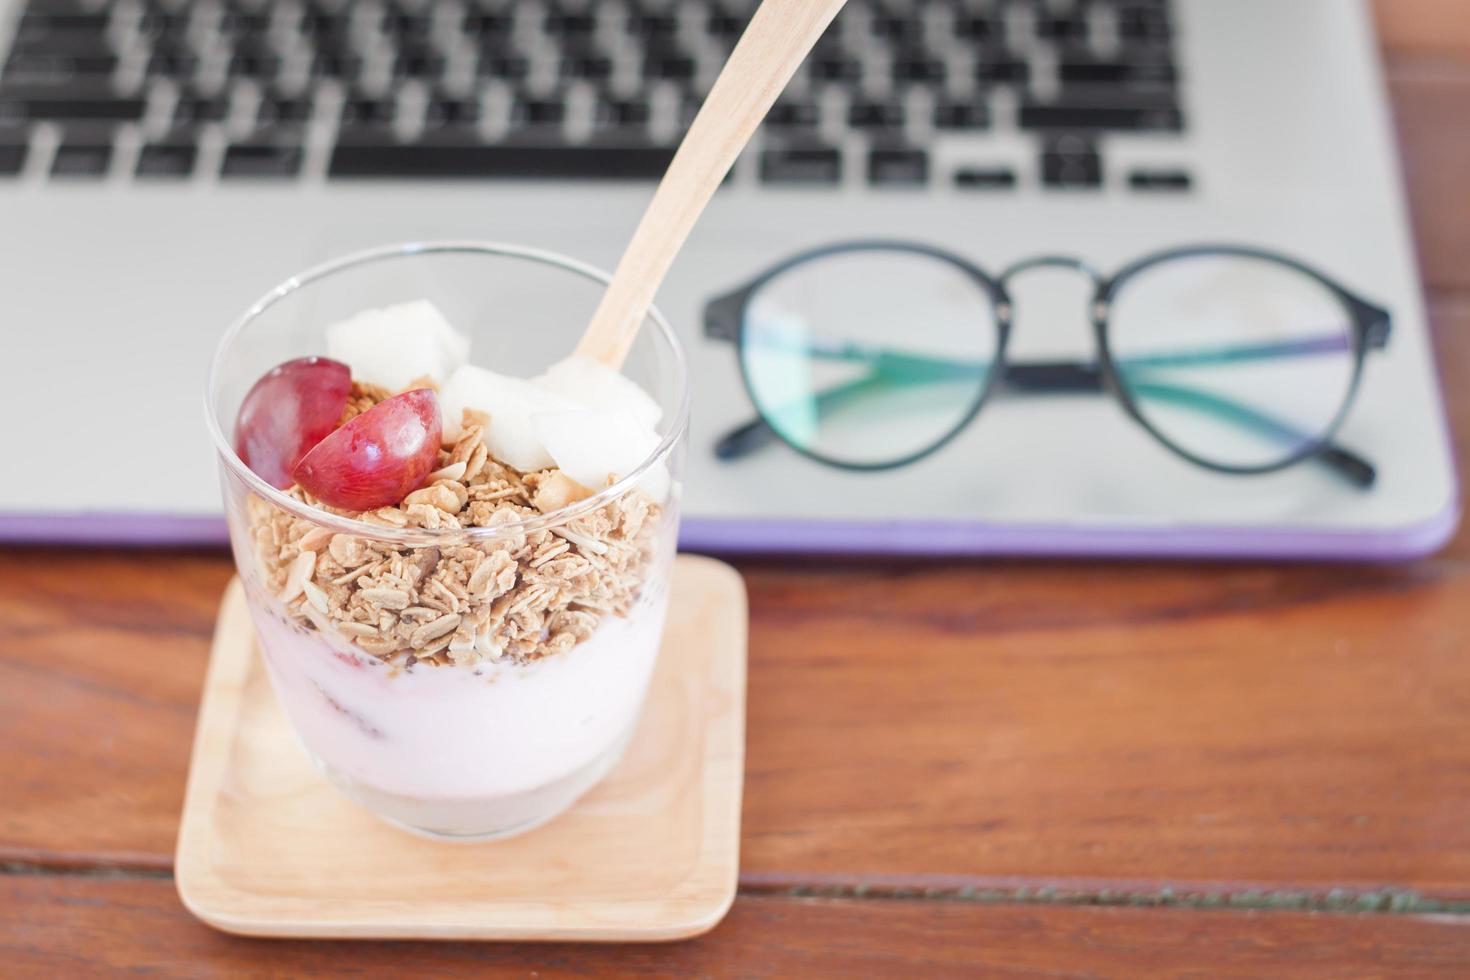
[4, 4, 1469, 975]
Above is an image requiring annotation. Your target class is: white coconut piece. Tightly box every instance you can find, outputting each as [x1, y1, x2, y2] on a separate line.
[439, 365, 583, 471]
[533, 409, 668, 501]
[534, 356, 663, 431]
[325, 300, 470, 392]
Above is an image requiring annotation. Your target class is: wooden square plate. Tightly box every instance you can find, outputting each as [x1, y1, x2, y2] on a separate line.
[176, 555, 746, 941]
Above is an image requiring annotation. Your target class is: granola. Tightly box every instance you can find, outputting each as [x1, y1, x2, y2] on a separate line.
[246, 383, 662, 667]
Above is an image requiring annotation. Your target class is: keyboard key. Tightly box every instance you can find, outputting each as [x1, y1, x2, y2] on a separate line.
[328, 142, 677, 179]
[596, 96, 650, 128]
[955, 16, 1004, 43]
[259, 92, 313, 125]
[393, 40, 445, 79]
[1042, 136, 1102, 188]
[707, 7, 744, 38]
[812, 54, 860, 82]
[3, 51, 119, 82]
[512, 96, 565, 127]
[1059, 57, 1177, 86]
[934, 98, 989, 130]
[871, 15, 922, 40]
[311, 52, 363, 79]
[546, 11, 597, 35]
[477, 50, 530, 80]
[425, 94, 480, 128]
[628, 12, 678, 36]
[0, 140, 29, 175]
[229, 50, 281, 78]
[51, 136, 111, 177]
[0, 86, 145, 122]
[341, 93, 395, 125]
[463, 11, 512, 37]
[1119, 5, 1171, 42]
[868, 147, 927, 186]
[136, 139, 196, 178]
[382, 8, 432, 37]
[1020, 97, 1183, 131]
[16, 12, 110, 34]
[1129, 168, 1191, 191]
[975, 56, 1029, 84]
[146, 45, 198, 77]
[6, 31, 115, 56]
[561, 46, 613, 80]
[175, 90, 230, 125]
[222, 142, 303, 177]
[954, 166, 1016, 189]
[759, 146, 840, 184]
[847, 99, 904, 130]
[766, 100, 818, 128]
[892, 53, 946, 86]
[1037, 13, 1088, 42]
[643, 47, 696, 81]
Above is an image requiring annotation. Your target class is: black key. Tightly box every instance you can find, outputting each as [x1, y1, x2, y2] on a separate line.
[0, 87, 145, 122]
[222, 142, 303, 177]
[872, 15, 922, 40]
[6, 31, 115, 56]
[477, 50, 529, 80]
[1042, 135, 1101, 188]
[707, 9, 744, 38]
[328, 142, 677, 179]
[934, 98, 989, 130]
[136, 139, 196, 177]
[1119, 5, 1171, 42]
[868, 147, 927, 186]
[0, 140, 29, 175]
[1059, 57, 1177, 86]
[512, 96, 565, 127]
[644, 47, 696, 81]
[3, 52, 118, 82]
[382, 9, 432, 36]
[341, 92, 395, 125]
[628, 12, 678, 36]
[955, 16, 1003, 43]
[1129, 168, 1191, 191]
[975, 56, 1029, 84]
[175, 90, 230, 124]
[546, 11, 596, 35]
[146, 45, 198, 77]
[393, 48, 446, 79]
[954, 166, 1016, 189]
[259, 92, 313, 125]
[1020, 97, 1183, 131]
[1037, 13, 1088, 42]
[892, 54, 945, 85]
[759, 146, 840, 184]
[229, 49, 281, 78]
[300, 9, 348, 35]
[51, 136, 111, 177]
[16, 12, 110, 33]
[561, 47, 613, 80]
[595, 96, 649, 128]
[425, 93, 480, 128]
[847, 99, 904, 130]
[139, 10, 189, 37]
[463, 11, 511, 36]
[812, 54, 860, 82]
[766, 100, 818, 128]
[311, 52, 363, 78]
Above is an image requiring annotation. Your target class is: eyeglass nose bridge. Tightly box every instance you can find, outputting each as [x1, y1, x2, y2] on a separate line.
[998, 254, 1106, 289]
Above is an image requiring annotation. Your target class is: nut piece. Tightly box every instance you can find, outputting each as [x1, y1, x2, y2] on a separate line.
[279, 551, 316, 603]
[532, 472, 594, 514]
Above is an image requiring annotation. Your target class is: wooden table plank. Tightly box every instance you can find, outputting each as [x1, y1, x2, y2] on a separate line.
[6, 544, 1470, 897]
[1386, 65, 1470, 296]
[3, 876, 1466, 980]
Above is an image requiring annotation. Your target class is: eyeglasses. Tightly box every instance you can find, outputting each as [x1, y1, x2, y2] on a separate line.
[703, 242, 1392, 488]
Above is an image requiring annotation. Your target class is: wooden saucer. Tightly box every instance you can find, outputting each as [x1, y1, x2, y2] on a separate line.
[176, 555, 746, 941]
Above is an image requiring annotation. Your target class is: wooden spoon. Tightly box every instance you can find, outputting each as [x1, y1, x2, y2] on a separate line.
[574, 0, 848, 369]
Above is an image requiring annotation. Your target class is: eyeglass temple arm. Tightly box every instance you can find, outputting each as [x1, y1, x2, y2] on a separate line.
[712, 337, 1375, 487]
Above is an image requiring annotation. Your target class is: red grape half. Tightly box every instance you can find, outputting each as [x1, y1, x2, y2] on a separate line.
[234, 356, 352, 489]
[292, 389, 442, 511]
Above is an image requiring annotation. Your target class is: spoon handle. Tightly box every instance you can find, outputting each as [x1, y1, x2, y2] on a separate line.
[574, 0, 848, 368]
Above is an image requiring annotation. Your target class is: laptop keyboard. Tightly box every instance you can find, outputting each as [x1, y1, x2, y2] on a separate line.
[0, 0, 1187, 189]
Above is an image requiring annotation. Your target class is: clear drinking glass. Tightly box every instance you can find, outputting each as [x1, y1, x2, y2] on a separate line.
[205, 242, 689, 840]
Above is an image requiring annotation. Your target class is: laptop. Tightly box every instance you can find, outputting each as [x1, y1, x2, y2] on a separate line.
[0, 0, 1457, 557]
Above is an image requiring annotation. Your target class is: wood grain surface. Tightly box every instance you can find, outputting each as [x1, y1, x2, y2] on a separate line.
[4, 877, 1468, 980]
[2, 6, 1469, 975]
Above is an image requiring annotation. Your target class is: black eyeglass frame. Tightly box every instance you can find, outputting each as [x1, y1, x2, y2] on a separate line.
[703, 241, 1393, 486]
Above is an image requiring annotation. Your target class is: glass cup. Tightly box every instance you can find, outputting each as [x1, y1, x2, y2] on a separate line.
[205, 242, 689, 840]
